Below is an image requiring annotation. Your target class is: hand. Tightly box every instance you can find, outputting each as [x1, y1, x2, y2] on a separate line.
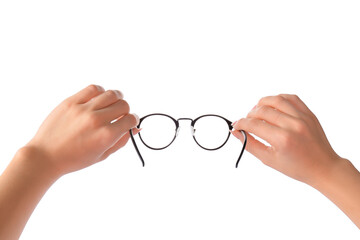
[0, 85, 140, 239]
[25, 84, 140, 176]
[231, 94, 343, 186]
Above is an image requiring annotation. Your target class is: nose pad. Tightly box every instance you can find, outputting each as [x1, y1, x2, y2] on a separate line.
[176, 126, 181, 137]
[190, 126, 196, 136]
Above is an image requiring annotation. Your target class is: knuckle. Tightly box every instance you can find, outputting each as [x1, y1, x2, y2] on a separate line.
[293, 118, 309, 134]
[120, 100, 130, 113]
[87, 112, 102, 128]
[291, 94, 301, 101]
[282, 93, 301, 102]
[274, 95, 286, 104]
[61, 98, 74, 109]
[278, 93, 290, 98]
[279, 131, 293, 148]
[258, 96, 268, 105]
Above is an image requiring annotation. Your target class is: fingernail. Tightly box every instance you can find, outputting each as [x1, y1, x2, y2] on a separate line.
[232, 120, 238, 126]
[251, 105, 257, 111]
[96, 85, 105, 91]
[115, 90, 124, 98]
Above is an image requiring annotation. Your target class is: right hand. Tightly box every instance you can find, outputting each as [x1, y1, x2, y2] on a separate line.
[231, 94, 344, 186]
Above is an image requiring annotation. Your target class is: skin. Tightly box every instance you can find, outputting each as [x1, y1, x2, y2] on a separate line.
[0, 85, 141, 240]
[0, 89, 359, 239]
[231, 94, 360, 229]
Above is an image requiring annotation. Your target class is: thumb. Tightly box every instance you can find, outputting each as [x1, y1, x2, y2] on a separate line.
[230, 130, 244, 142]
[231, 130, 273, 165]
[100, 128, 142, 160]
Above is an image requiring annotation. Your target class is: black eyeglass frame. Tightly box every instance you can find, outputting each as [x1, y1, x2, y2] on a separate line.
[129, 113, 247, 168]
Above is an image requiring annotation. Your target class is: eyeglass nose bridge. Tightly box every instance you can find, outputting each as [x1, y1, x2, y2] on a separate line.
[176, 118, 195, 137]
[177, 117, 193, 122]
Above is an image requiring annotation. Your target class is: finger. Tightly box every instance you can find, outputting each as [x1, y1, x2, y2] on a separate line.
[233, 117, 282, 147]
[96, 99, 130, 123]
[67, 84, 105, 104]
[279, 94, 314, 116]
[231, 130, 273, 164]
[247, 105, 298, 129]
[109, 113, 140, 137]
[258, 95, 301, 118]
[100, 128, 141, 160]
[88, 90, 124, 110]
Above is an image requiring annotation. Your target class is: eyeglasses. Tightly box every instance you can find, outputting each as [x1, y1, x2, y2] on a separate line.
[129, 113, 247, 168]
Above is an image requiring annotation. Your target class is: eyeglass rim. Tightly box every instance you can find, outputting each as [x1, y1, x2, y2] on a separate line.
[137, 113, 178, 150]
[192, 114, 232, 150]
[137, 113, 232, 151]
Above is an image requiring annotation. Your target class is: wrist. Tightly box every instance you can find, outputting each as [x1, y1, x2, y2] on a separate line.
[15, 145, 63, 182]
[0, 146, 62, 239]
[310, 157, 358, 192]
[308, 157, 360, 228]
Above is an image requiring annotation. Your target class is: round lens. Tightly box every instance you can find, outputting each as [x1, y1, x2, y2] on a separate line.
[193, 115, 230, 150]
[139, 114, 177, 149]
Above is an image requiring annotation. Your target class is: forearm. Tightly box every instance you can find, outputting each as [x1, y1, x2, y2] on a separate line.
[0, 147, 60, 240]
[312, 158, 360, 229]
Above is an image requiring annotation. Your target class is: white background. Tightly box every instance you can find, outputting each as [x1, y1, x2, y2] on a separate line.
[1, 0, 360, 239]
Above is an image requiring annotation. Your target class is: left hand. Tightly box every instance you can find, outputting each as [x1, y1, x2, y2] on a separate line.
[25, 84, 140, 176]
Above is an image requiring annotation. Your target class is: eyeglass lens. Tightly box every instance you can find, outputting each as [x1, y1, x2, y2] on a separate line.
[193, 115, 230, 149]
[138, 115, 177, 149]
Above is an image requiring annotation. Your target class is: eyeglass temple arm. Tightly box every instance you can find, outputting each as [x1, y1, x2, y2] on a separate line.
[130, 127, 246, 168]
[129, 129, 145, 167]
[235, 130, 247, 168]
